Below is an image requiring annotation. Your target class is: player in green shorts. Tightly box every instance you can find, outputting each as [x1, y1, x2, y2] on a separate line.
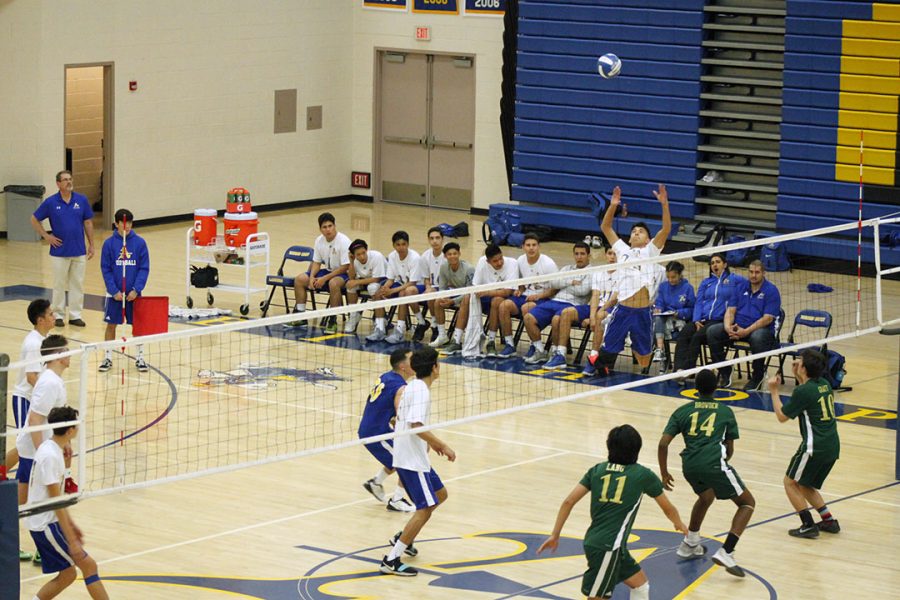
[539, 425, 687, 600]
[658, 369, 756, 577]
[768, 349, 841, 538]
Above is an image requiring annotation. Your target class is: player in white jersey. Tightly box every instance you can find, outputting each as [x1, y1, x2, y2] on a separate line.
[368, 231, 426, 343]
[413, 227, 448, 342]
[586, 185, 672, 377]
[27, 406, 110, 599]
[380, 347, 456, 577]
[344, 239, 388, 334]
[494, 234, 558, 358]
[464, 244, 518, 355]
[580, 247, 621, 375]
[288, 212, 351, 331]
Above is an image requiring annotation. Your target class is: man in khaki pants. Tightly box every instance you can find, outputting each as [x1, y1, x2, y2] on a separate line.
[30, 170, 95, 327]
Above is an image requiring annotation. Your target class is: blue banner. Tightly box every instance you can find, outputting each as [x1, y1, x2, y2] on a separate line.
[413, 0, 459, 15]
[363, 0, 408, 10]
[464, 0, 505, 15]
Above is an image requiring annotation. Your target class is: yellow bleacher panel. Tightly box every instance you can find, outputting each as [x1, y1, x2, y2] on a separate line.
[838, 109, 900, 132]
[835, 163, 895, 185]
[837, 128, 897, 150]
[844, 20, 900, 40]
[839, 92, 899, 113]
[843, 38, 900, 58]
[839, 73, 900, 95]
[841, 56, 900, 77]
[873, 3, 900, 22]
[837, 145, 897, 169]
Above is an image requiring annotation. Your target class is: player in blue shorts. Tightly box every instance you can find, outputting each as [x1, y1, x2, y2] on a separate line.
[359, 349, 416, 512]
[587, 185, 671, 377]
[98, 209, 150, 373]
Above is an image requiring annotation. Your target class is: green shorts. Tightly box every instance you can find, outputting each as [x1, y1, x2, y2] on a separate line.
[683, 462, 746, 500]
[786, 447, 837, 490]
[582, 545, 641, 598]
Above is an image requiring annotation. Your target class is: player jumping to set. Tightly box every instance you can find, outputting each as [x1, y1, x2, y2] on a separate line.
[539, 424, 687, 600]
[658, 369, 756, 577]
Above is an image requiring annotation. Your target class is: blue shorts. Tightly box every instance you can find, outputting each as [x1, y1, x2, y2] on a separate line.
[480, 295, 494, 313]
[306, 268, 349, 282]
[601, 304, 653, 355]
[396, 467, 444, 511]
[573, 304, 592, 323]
[30, 522, 79, 574]
[12, 394, 30, 428]
[104, 297, 134, 325]
[363, 439, 395, 469]
[17, 456, 34, 484]
[528, 300, 575, 329]
[415, 283, 426, 294]
[506, 295, 530, 312]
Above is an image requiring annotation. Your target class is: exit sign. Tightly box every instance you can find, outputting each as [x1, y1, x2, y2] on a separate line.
[351, 171, 371, 189]
[416, 26, 431, 41]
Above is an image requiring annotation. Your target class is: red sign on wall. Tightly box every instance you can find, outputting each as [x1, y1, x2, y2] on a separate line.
[351, 171, 371, 189]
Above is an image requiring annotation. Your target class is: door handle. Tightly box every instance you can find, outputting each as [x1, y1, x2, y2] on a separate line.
[384, 136, 426, 145]
[430, 137, 472, 149]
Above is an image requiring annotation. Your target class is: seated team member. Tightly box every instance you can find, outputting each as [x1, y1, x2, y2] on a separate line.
[585, 184, 671, 377]
[288, 212, 351, 331]
[673, 253, 745, 378]
[368, 231, 425, 344]
[581, 247, 619, 375]
[475, 244, 521, 357]
[651, 261, 695, 366]
[707, 259, 781, 391]
[414, 227, 448, 342]
[496, 233, 558, 359]
[522, 242, 592, 367]
[344, 239, 388, 334]
[429, 242, 474, 353]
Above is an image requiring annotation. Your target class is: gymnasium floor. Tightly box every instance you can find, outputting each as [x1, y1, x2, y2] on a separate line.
[3, 201, 899, 599]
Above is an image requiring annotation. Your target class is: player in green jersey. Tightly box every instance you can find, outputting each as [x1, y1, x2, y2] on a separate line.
[768, 349, 841, 539]
[658, 369, 756, 577]
[539, 425, 687, 600]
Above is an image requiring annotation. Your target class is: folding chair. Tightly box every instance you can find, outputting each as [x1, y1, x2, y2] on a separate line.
[732, 308, 786, 380]
[261, 245, 314, 317]
[777, 310, 833, 378]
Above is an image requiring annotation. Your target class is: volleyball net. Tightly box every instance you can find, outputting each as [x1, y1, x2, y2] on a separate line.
[3, 216, 899, 511]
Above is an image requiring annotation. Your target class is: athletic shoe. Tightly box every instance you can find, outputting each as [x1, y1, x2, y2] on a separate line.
[68, 319, 86, 327]
[497, 344, 517, 359]
[816, 519, 841, 534]
[676, 541, 707, 559]
[135, 357, 149, 373]
[283, 310, 307, 329]
[524, 349, 549, 365]
[717, 372, 733, 388]
[440, 342, 462, 355]
[711, 547, 744, 577]
[429, 333, 450, 348]
[788, 524, 820, 539]
[591, 235, 603, 249]
[64, 477, 79, 494]
[640, 365, 651, 375]
[387, 497, 415, 513]
[524, 345, 537, 360]
[380, 555, 417, 576]
[484, 340, 498, 357]
[412, 322, 431, 342]
[32, 551, 41, 565]
[385, 330, 406, 344]
[702, 170, 724, 183]
[98, 358, 113, 373]
[743, 376, 764, 392]
[54, 318, 64, 328]
[344, 312, 361, 334]
[323, 318, 338, 334]
[544, 353, 568, 370]
[652, 348, 665, 363]
[389, 531, 418, 556]
[583, 235, 592, 245]
[19, 550, 33, 561]
[366, 329, 386, 342]
[363, 478, 385, 502]
[582, 358, 598, 377]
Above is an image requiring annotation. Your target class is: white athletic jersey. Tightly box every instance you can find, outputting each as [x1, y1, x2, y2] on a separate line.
[611, 239, 662, 302]
[393, 379, 432, 472]
[16, 370, 67, 460]
[386, 249, 423, 284]
[516, 254, 558, 294]
[552, 265, 593, 306]
[473, 255, 518, 289]
[352, 250, 387, 280]
[13, 330, 45, 398]
[419, 249, 447, 287]
[592, 269, 619, 306]
[26, 439, 65, 531]
[646, 263, 667, 303]
[312, 232, 352, 271]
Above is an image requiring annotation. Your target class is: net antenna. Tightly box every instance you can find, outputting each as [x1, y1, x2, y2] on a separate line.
[856, 129, 864, 329]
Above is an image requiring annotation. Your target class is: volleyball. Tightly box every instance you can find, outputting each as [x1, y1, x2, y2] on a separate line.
[597, 53, 622, 78]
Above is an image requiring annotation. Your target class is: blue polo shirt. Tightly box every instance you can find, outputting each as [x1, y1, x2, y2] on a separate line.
[33, 192, 93, 257]
[730, 278, 781, 331]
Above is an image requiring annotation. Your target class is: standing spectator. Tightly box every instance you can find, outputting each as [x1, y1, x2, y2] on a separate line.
[30, 171, 95, 328]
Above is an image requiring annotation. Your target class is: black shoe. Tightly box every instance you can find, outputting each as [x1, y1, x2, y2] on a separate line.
[817, 519, 841, 534]
[788, 524, 820, 539]
[717, 372, 732, 388]
[54, 318, 65, 328]
[379, 555, 417, 576]
[389, 531, 418, 556]
[743, 376, 763, 392]
[68, 318, 86, 327]
[412, 322, 430, 343]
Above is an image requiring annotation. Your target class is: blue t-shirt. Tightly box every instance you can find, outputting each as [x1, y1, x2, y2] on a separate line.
[730, 278, 781, 331]
[33, 192, 93, 257]
[358, 371, 407, 438]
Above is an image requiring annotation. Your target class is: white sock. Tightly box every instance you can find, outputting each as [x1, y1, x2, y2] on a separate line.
[396, 321, 407, 334]
[556, 347, 566, 356]
[437, 324, 446, 335]
[387, 539, 408, 561]
[504, 335, 514, 347]
[391, 487, 404, 501]
[534, 340, 545, 352]
[630, 582, 649, 600]
[453, 328, 463, 343]
[373, 469, 389, 485]
[294, 303, 306, 312]
[414, 310, 425, 324]
[104, 349, 112, 360]
[429, 316, 438, 327]
[686, 530, 701, 544]
[590, 349, 599, 358]
[488, 331, 497, 341]
[376, 318, 386, 331]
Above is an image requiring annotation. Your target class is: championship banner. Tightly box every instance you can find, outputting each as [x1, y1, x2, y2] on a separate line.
[363, 0, 408, 10]
[463, 0, 506, 16]
[412, 0, 460, 15]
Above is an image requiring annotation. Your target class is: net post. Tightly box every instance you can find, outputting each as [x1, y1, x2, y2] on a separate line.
[874, 220, 883, 326]
[0, 353, 18, 599]
[78, 346, 91, 490]
[0, 353, 7, 466]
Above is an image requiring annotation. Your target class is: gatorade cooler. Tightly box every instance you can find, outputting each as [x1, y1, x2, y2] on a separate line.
[193, 209, 218, 246]
[226, 187, 252, 214]
[224, 212, 259, 248]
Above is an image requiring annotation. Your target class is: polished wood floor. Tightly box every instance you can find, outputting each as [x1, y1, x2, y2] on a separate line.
[3, 201, 898, 599]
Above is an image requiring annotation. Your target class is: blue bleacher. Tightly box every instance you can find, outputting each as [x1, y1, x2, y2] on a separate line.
[515, 136, 698, 168]
[512, 186, 696, 220]
[785, 1, 871, 20]
[516, 103, 699, 132]
[516, 87, 700, 114]
[517, 53, 701, 81]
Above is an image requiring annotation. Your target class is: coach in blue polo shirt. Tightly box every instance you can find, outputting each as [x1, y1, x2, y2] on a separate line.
[29, 170, 95, 327]
[707, 259, 781, 391]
